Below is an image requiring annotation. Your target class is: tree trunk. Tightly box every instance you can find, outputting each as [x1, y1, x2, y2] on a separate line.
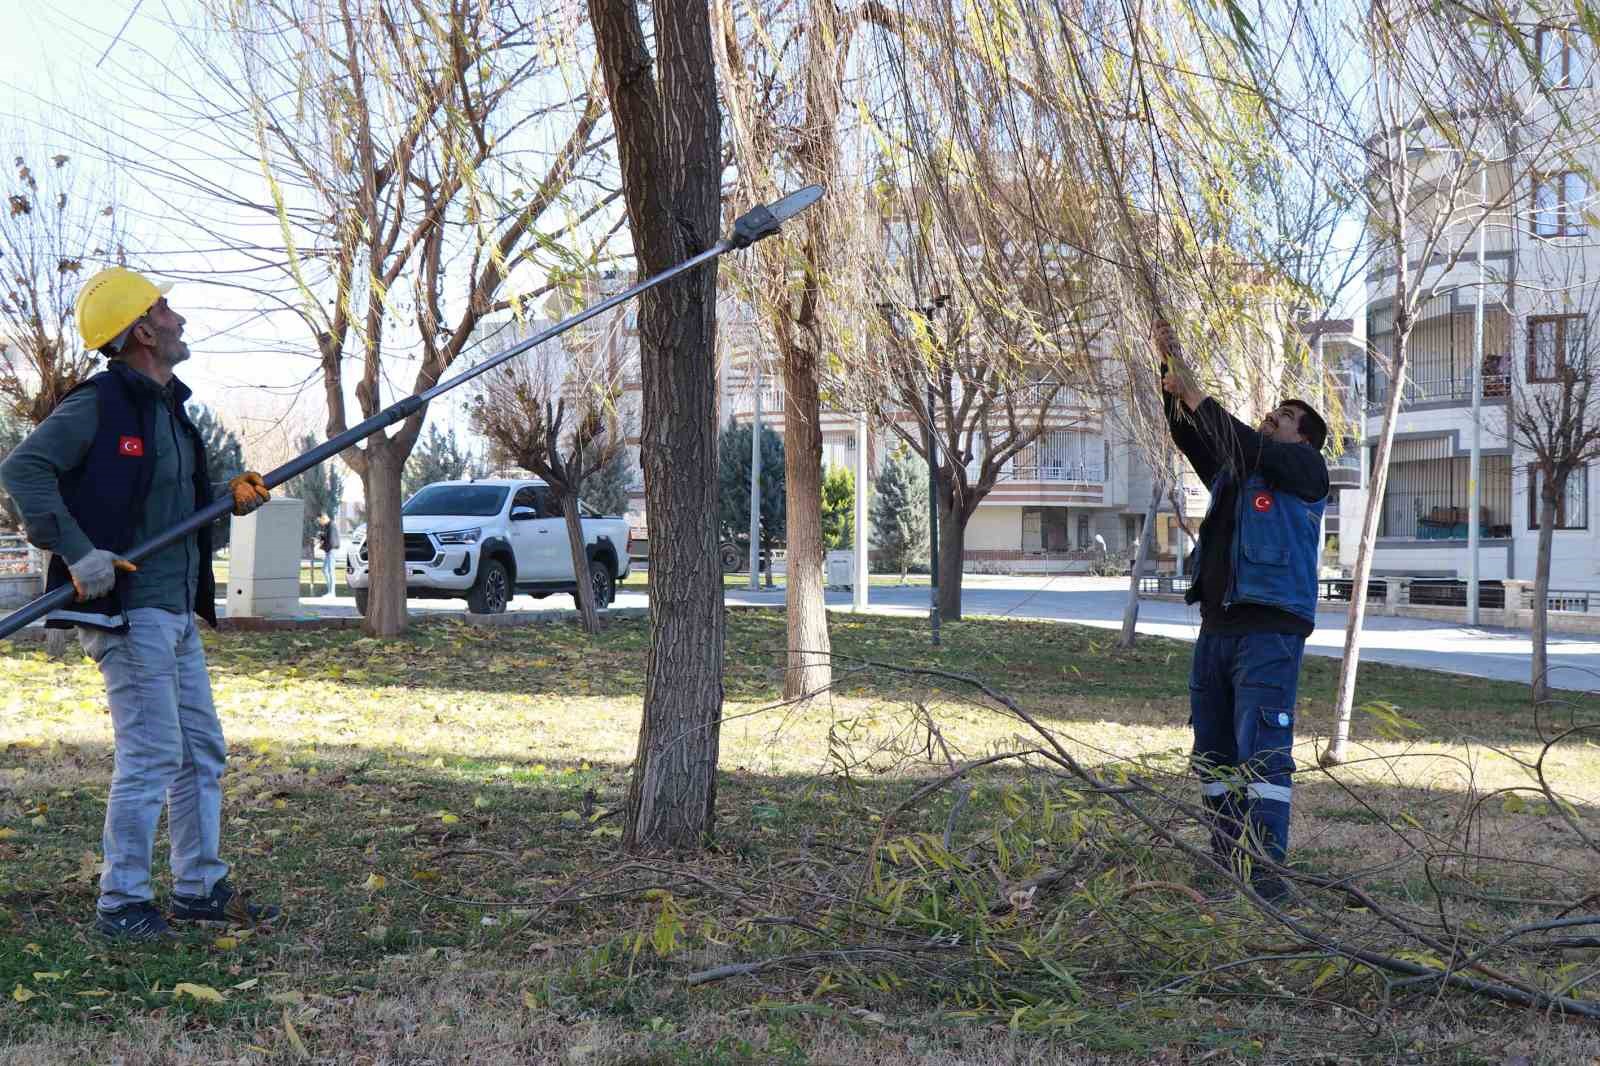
[1119, 475, 1164, 649]
[936, 492, 964, 621]
[562, 492, 601, 636]
[783, 354, 832, 698]
[591, 0, 725, 852]
[361, 443, 408, 638]
[1531, 480, 1558, 704]
[1326, 337, 1409, 766]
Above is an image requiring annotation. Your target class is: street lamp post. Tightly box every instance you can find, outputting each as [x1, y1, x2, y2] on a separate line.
[749, 353, 762, 593]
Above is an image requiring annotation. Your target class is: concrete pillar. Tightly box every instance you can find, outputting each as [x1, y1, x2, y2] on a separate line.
[226, 496, 306, 618]
[1500, 580, 1526, 631]
[1384, 577, 1404, 618]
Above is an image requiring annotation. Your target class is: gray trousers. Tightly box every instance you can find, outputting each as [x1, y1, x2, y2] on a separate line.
[80, 608, 230, 911]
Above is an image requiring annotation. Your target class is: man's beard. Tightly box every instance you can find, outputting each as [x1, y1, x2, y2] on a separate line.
[157, 335, 191, 368]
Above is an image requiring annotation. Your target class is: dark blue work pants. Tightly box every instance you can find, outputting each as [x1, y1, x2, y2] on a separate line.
[1188, 630, 1305, 893]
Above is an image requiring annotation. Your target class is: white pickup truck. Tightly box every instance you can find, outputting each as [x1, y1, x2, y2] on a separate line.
[346, 478, 631, 615]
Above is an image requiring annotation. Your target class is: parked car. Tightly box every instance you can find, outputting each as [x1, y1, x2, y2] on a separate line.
[345, 479, 630, 615]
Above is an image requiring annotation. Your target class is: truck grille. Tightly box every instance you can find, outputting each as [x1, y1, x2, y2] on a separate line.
[404, 533, 435, 562]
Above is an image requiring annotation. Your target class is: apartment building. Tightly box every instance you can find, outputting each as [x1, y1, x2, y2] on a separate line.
[1337, 28, 1600, 592]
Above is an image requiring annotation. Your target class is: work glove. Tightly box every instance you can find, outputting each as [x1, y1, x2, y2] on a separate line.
[229, 472, 272, 517]
[68, 549, 137, 601]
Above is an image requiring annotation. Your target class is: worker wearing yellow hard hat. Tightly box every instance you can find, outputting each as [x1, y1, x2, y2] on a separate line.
[0, 265, 282, 940]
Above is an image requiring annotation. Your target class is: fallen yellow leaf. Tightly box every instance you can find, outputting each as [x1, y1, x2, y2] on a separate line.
[522, 988, 537, 1009]
[0, 828, 16, 840]
[13, 984, 36, 1003]
[231, 978, 260, 991]
[362, 873, 386, 892]
[214, 936, 240, 950]
[439, 813, 459, 825]
[284, 1008, 310, 1059]
[31, 971, 65, 981]
[173, 982, 224, 1004]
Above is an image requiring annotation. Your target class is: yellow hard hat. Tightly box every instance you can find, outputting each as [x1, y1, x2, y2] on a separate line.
[75, 267, 173, 351]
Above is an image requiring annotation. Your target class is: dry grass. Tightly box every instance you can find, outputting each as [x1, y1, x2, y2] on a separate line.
[1, 611, 1597, 1063]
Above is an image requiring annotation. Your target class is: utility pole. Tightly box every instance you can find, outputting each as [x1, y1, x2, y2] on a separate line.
[749, 353, 762, 592]
[853, 411, 868, 610]
[1468, 159, 1486, 626]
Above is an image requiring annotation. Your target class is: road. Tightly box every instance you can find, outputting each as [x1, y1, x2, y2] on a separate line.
[276, 574, 1583, 693]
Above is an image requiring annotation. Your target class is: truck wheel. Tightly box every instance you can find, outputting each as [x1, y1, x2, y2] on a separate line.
[719, 541, 742, 573]
[353, 588, 369, 616]
[587, 558, 615, 609]
[468, 559, 510, 614]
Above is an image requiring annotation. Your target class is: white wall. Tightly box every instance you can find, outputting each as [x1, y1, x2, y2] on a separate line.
[965, 507, 1021, 551]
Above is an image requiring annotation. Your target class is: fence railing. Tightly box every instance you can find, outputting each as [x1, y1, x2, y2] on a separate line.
[1527, 587, 1596, 614]
[1406, 578, 1507, 610]
[1317, 577, 1388, 604]
[0, 533, 39, 576]
[1007, 462, 1107, 484]
[1367, 368, 1513, 411]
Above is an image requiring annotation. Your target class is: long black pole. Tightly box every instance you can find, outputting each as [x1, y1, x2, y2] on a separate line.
[0, 186, 823, 640]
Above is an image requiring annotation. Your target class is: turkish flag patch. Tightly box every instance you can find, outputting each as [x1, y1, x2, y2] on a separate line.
[1252, 492, 1273, 513]
[118, 435, 145, 457]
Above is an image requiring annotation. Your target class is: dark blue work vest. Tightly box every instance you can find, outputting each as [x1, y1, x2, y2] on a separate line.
[44, 362, 216, 630]
[1201, 465, 1326, 623]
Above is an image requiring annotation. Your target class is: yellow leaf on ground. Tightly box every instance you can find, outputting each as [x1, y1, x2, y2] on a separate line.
[232, 978, 260, 991]
[362, 873, 386, 892]
[522, 988, 537, 1009]
[13, 984, 36, 1003]
[173, 982, 224, 1004]
[214, 936, 240, 950]
[284, 1008, 310, 1059]
[31, 971, 65, 981]
[0, 828, 16, 840]
[439, 813, 459, 825]
[412, 869, 439, 882]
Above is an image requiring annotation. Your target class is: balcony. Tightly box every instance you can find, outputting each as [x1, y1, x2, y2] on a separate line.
[1328, 446, 1361, 490]
[1006, 462, 1106, 484]
[1366, 362, 1511, 412]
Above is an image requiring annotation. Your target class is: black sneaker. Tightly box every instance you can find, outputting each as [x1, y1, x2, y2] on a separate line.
[96, 901, 177, 942]
[169, 878, 281, 925]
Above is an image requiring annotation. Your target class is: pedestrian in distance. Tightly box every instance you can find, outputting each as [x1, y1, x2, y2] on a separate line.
[317, 513, 339, 597]
[0, 266, 282, 941]
[1156, 320, 1329, 903]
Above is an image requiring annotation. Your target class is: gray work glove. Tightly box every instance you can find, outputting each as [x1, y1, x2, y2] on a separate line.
[68, 549, 137, 601]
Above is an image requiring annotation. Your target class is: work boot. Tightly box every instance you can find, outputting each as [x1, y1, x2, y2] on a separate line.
[96, 901, 177, 942]
[169, 878, 281, 925]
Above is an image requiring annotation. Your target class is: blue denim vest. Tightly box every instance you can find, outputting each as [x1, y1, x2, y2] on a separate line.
[1204, 465, 1326, 622]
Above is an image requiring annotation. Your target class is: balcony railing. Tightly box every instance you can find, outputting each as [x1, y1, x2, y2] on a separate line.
[1367, 365, 1512, 411]
[1006, 462, 1106, 484]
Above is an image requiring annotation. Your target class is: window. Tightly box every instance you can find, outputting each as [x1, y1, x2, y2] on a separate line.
[1528, 315, 1586, 382]
[1529, 465, 1589, 530]
[1536, 25, 1590, 89]
[1532, 172, 1589, 237]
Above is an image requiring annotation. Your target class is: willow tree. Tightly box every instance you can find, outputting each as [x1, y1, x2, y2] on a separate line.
[865, 0, 1331, 621]
[712, 0, 882, 696]
[181, 0, 610, 637]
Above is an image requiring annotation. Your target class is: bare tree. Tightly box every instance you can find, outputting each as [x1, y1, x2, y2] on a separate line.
[589, 0, 726, 851]
[161, 0, 612, 637]
[1509, 259, 1600, 702]
[1319, 3, 1581, 763]
[473, 316, 626, 635]
[0, 148, 124, 426]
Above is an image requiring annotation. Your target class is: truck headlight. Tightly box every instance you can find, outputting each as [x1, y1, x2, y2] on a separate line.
[435, 528, 482, 545]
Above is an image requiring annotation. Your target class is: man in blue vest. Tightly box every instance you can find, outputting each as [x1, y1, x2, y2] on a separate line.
[1158, 326, 1329, 903]
[1, 267, 279, 941]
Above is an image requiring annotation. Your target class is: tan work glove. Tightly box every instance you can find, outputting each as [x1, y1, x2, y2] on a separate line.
[229, 472, 272, 516]
[68, 549, 138, 601]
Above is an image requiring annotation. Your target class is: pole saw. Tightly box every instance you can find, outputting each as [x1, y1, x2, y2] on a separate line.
[0, 185, 824, 641]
